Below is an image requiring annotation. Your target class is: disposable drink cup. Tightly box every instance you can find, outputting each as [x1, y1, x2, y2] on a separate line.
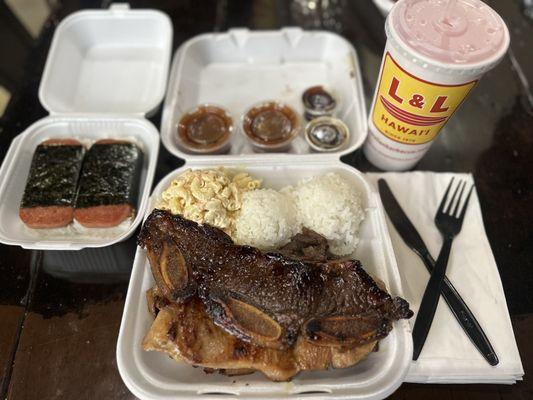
[364, 0, 510, 171]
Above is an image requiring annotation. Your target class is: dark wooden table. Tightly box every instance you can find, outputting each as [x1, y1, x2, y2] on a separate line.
[0, 1, 531, 399]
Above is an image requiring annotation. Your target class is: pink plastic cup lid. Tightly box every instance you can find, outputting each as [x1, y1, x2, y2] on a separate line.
[390, 0, 509, 65]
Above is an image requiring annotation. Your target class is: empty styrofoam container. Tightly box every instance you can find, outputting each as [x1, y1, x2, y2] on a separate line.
[161, 28, 368, 158]
[117, 158, 413, 400]
[0, 4, 172, 250]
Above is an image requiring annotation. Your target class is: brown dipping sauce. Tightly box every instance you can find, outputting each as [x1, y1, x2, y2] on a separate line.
[178, 105, 233, 153]
[305, 116, 349, 152]
[302, 86, 336, 120]
[242, 102, 300, 147]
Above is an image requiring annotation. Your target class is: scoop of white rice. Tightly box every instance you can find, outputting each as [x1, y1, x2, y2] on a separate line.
[234, 189, 301, 250]
[283, 173, 365, 256]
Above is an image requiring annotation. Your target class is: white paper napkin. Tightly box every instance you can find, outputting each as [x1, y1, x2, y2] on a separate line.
[365, 172, 523, 384]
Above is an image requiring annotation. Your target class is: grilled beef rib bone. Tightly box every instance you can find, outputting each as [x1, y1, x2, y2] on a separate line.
[138, 209, 413, 350]
[143, 297, 377, 381]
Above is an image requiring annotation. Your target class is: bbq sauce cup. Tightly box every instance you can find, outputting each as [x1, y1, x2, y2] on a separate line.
[305, 116, 349, 152]
[241, 101, 301, 152]
[302, 86, 337, 121]
[177, 104, 234, 154]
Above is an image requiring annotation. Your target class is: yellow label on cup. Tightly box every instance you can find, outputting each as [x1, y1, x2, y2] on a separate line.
[371, 53, 477, 145]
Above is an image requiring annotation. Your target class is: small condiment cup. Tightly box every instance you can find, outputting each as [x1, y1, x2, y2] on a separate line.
[176, 104, 234, 154]
[241, 101, 301, 152]
[302, 85, 337, 121]
[304, 116, 349, 152]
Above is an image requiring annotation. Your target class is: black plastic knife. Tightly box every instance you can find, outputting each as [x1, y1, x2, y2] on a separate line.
[378, 178, 498, 366]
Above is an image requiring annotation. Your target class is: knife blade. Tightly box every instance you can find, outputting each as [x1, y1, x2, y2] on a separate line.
[378, 178, 498, 366]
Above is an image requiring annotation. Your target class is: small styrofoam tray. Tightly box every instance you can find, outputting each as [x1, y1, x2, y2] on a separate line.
[117, 159, 412, 400]
[0, 117, 159, 250]
[0, 4, 172, 250]
[161, 28, 368, 159]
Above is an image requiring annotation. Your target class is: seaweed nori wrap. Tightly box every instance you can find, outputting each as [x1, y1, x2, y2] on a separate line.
[21, 142, 85, 208]
[75, 141, 143, 209]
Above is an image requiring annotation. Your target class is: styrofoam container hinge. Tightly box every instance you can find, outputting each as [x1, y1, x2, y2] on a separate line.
[184, 153, 341, 167]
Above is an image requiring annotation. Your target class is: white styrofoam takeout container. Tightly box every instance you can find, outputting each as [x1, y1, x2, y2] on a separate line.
[117, 159, 413, 400]
[161, 28, 368, 158]
[117, 28, 411, 399]
[0, 4, 172, 250]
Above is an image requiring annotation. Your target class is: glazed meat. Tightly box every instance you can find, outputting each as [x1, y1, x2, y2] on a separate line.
[277, 227, 335, 262]
[138, 209, 413, 351]
[143, 294, 377, 381]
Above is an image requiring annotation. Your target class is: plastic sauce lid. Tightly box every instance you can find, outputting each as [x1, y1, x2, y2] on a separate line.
[390, 0, 509, 66]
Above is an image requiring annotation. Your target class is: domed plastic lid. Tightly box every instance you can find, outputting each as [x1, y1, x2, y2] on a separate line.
[390, 0, 509, 66]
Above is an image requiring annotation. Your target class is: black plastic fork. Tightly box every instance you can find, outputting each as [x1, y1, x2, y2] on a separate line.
[412, 178, 474, 361]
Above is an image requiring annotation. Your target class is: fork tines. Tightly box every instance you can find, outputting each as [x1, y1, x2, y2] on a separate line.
[437, 178, 474, 220]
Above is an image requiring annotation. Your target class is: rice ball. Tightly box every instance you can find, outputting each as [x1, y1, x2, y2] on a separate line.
[283, 173, 365, 256]
[234, 189, 301, 250]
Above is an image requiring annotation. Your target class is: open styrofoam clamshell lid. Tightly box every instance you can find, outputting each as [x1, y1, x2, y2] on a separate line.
[161, 28, 368, 160]
[39, 3, 172, 116]
[0, 3, 172, 250]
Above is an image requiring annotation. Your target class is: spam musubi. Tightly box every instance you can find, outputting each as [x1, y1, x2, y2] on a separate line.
[19, 139, 85, 228]
[74, 139, 143, 228]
